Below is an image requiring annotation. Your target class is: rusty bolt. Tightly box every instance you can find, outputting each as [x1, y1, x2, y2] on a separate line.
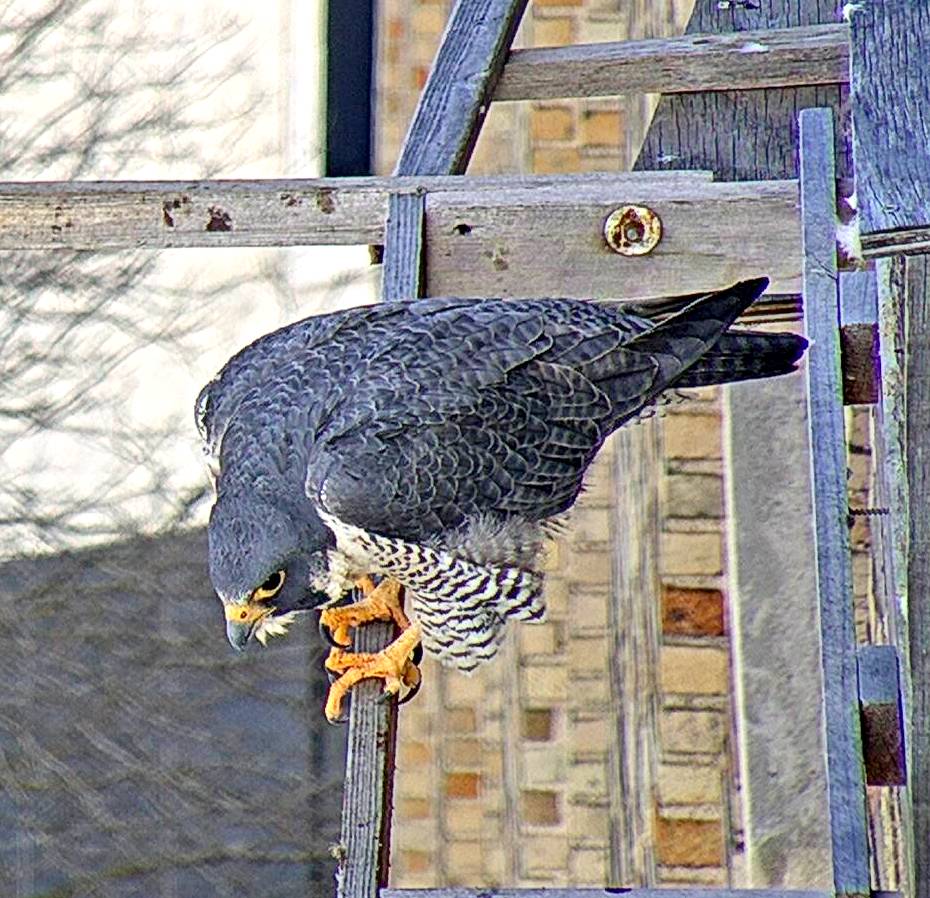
[603, 205, 662, 256]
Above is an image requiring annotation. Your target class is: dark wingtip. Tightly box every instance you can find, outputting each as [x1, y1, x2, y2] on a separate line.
[734, 276, 770, 301]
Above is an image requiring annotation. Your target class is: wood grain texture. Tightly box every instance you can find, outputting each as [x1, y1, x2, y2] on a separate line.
[635, 1, 848, 181]
[799, 108, 871, 897]
[904, 253, 930, 896]
[849, 1, 930, 255]
[0, 171, 709, 250]
[426, 178, 801, 299]
[384, 889, 832, 898]
[857, 645, 906, 786]
[335, 195, 427, 898]
[609, 420, 661, 884]
[495, 24, 848, 101]
[394, 0, 529, 175]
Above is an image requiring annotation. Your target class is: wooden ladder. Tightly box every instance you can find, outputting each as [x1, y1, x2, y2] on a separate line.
[335, 2, 926, 898]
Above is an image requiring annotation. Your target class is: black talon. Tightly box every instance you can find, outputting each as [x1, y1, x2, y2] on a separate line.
[318, 612, 351, 649]
[411, 642, 424, 666]
[398, 673, 422, 706]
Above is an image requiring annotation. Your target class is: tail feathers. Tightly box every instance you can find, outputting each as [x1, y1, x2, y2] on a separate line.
[673, 330, 808, 388]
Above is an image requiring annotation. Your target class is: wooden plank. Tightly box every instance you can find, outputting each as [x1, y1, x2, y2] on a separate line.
[335, 195, 426, 898]
[857, 645, 906, 786]
[799, 107, 870, 898]
[495, 23, 848, 101]
[636, 3, 848, 182]
[394, 0, 529, 175]
[384, 889, 833, 898]
[0, 171, 709, 250]
[426, 178, 801, 299]
[849, 1, 930, 257]
[904, 253, 930, 897]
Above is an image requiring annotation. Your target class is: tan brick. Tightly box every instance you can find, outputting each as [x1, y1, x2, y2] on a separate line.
[569, 846, 611, 884]
[660, 646, 729, 695]
[661, 585, 725, 637]
[535, 0, 583, 6]
[564, 548, 612, 585]
[399, 739, 432, 767]
[655, 813, 725, 867]
[521, 788, 561, 825]
[522, 707, 556, 741]
[443, 672, 484, 707]
[446, 840, 483, 881]
[531, 105, 575, 142]
[521, 747, 565, 786]
[532, 146, 583, 174]
[411, 4, 446, 35]
[581, 109, 622, 147]
[445, 738, 481, 768]
[568, 634, 610, 673]
[657, 763, 722, 806]
[660, 709, 726, 754]
[567, 801, 610, 842]
[522, 664, 569, 702]
[445, 771, 480, 799]
[519, 620, 564, 656]
[663, 473, 723, 519]
[543, 577, 569, 617]
[396, 849, 432, 876]
[573, 714, 610, 752]
[572, 672, 611, 706]
[568, 758, 609, 797]
[570, 505, 611, 544]
[445, 800, 484, 835]
[397, 797, 432, 820]
[521, 835, 570, 875]
[567, 591, 609, 631]
[660, 530, 722, 576]
[663, 413, 722, 460]
[532, 17, 576, 49]
[446, 707, 477, 733]
[541, 538, 560, 571]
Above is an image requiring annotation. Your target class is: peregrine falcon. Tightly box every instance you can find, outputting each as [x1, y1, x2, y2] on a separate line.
[197, 278, 805, 720]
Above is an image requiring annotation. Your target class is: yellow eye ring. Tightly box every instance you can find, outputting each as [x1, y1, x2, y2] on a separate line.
[253, 569, 286, 601]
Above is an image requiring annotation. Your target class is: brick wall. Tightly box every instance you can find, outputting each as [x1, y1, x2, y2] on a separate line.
[374, 0, 743, 888]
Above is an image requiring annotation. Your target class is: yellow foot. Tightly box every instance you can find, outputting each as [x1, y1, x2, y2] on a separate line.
[324, 622, 423, 722]
[319, 576, 410, 647]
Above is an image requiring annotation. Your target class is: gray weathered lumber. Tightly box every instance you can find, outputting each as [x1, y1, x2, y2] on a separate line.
[335, 194, 427, 898]
[725, 371, 832, 887]
[857, 645, 906, 786]
[394, 0, 529, 175]
[904, 253, 930, 895]
[0, 172, 700, 250]
[384, 889, 832, 898]
[426, 177, 801, 299]
[495, 23, 848, 101]
[839, 272, 879, 405]
[799, 107, 870, 897]
[849, 1, 930, 257]
[636, 2, 848, 181]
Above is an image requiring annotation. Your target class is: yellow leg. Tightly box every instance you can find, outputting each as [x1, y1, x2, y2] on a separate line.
[324, 621, 423, 722]
[319, 577, 410, 647]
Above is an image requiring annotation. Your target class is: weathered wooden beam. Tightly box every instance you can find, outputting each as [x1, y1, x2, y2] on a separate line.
[800, 107, 871, 898]
[0, 171, 708, 250]
[904, 253, 930, 896]
[394, 0, 529, 175]
[636, 3, 848, 182]
[857, 645, 907, 786]
[426, 178, 801, 299]
[495, 23, 848, 102]
[384, 889, 833, 898]
[849, 1, 930, 257]
[335, 195, 426, 898]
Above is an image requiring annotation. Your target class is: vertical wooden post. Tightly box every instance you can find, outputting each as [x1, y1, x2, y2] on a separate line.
[799, 107, 871, 898]
[335, 194, 426, 898]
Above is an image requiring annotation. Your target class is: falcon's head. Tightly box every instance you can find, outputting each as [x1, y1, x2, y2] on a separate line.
[207, 492, 333, 650]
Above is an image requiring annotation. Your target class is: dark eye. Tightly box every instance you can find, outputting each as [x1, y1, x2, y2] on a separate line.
[254, 569, 285, 599]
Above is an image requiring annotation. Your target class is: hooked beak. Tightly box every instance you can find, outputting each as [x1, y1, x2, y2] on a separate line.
[223, 600, 266, 651]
